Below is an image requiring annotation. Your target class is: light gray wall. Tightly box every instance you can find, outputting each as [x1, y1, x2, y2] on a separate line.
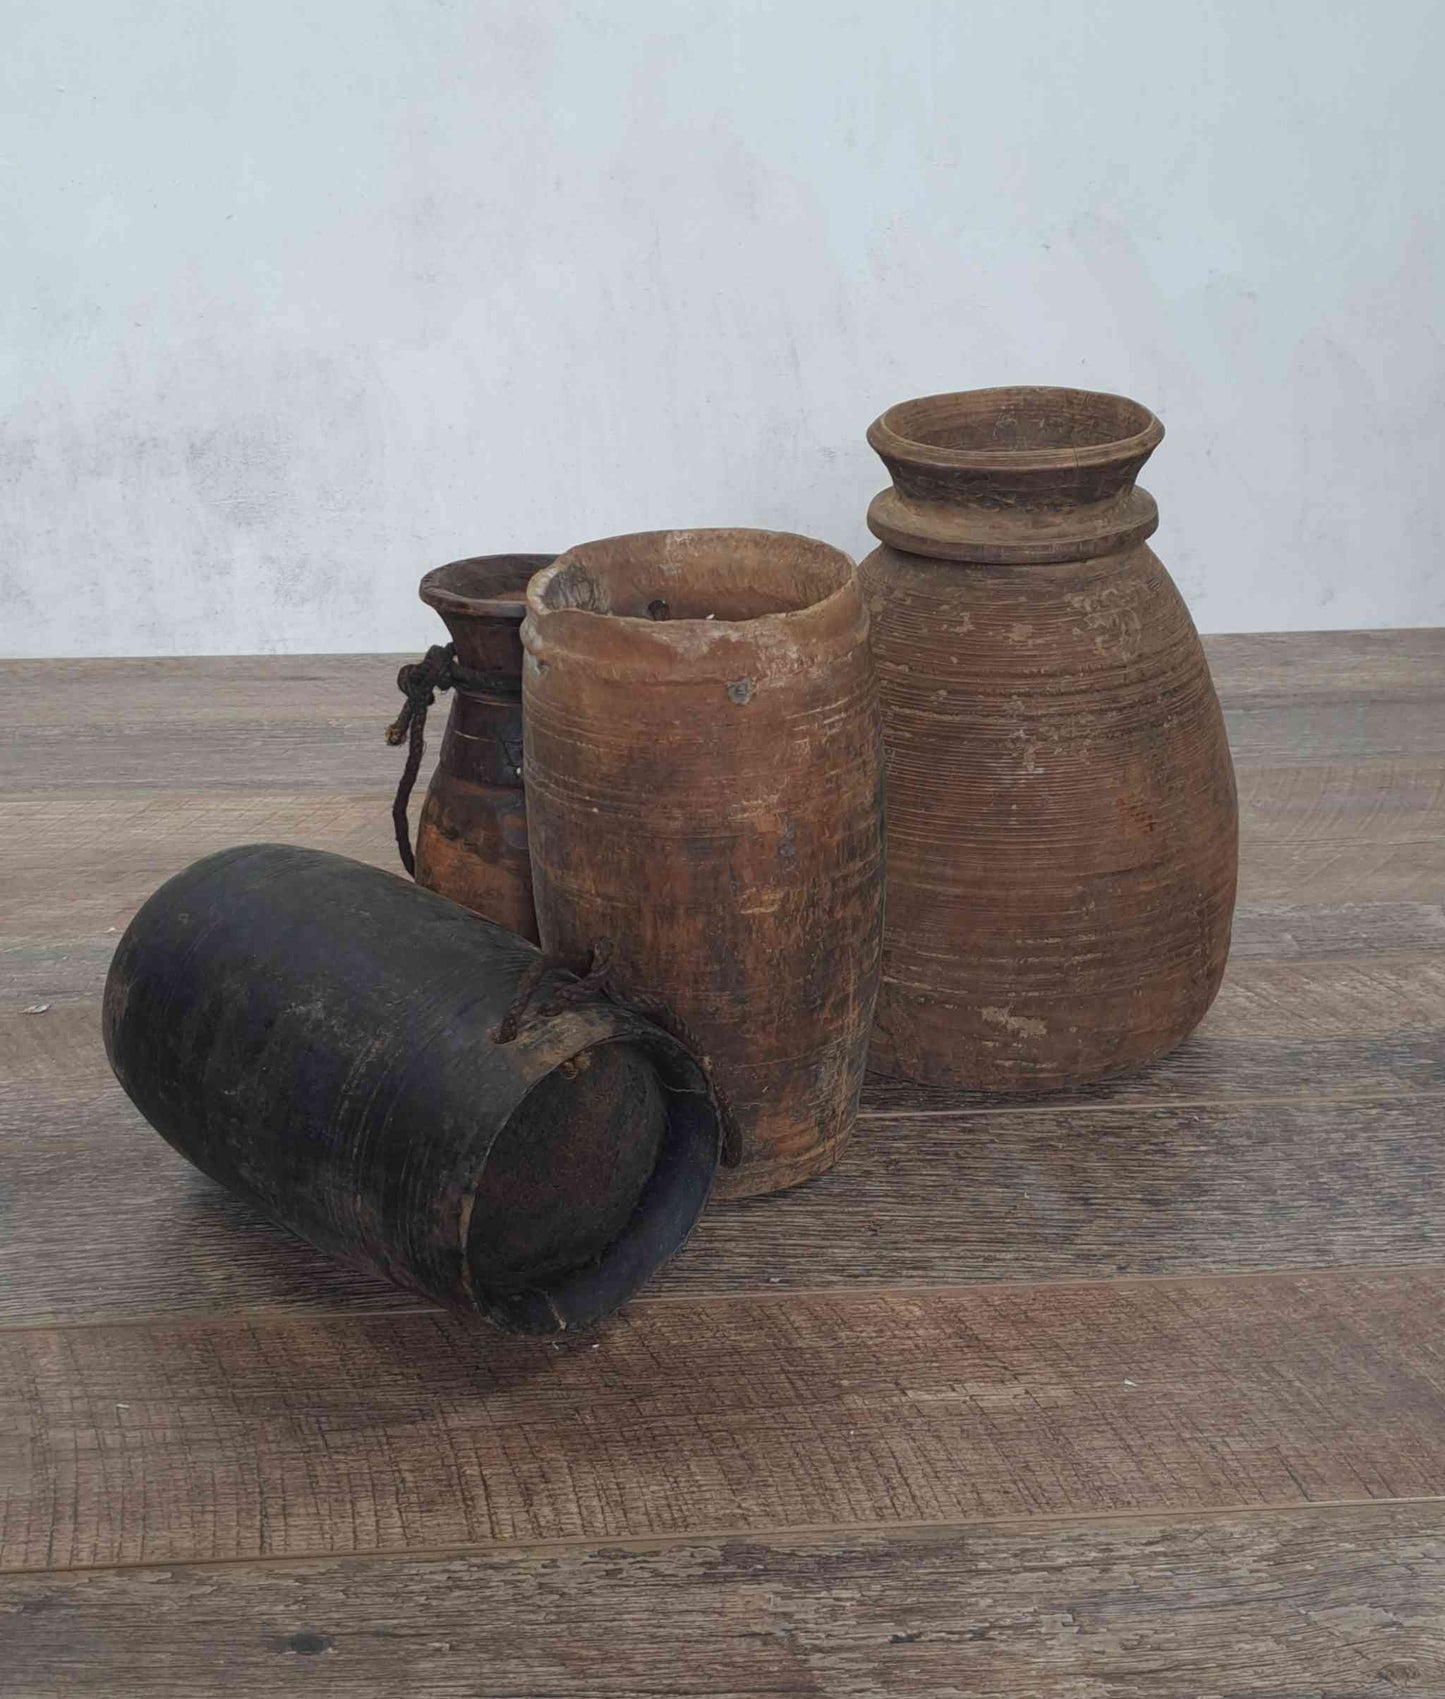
[3, 0, 1442, 657]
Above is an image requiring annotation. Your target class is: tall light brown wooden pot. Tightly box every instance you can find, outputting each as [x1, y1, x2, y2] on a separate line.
[523, 529, 885, 1200]
[861, 387, 1238, 1092]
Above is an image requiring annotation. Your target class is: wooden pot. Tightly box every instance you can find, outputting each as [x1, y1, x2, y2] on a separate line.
[861, 387, 1238, 1092]
[522, 529, 885, 1200]
[103, 844, 721, 1334]
[411, 554, 555, 941]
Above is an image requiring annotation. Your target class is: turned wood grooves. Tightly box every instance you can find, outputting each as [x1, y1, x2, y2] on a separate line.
[862, 386, 1239, 1092]
[0, 630, 1442, 1696]
[522, 529, 885, 1200]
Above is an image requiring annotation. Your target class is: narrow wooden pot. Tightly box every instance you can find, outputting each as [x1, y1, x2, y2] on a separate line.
[412, 554, 555, 941]
[103, 844, 721, 1334]
[861, 387, 1238, 1092]
[522, 529, 885, 1200]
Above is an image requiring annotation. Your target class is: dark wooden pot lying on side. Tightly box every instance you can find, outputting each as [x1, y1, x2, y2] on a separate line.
[861, 386, 1238, 1092]
[102, 844, 721, 1333]
[411, 554, 555, 941]
[522, 529, 885, 1201]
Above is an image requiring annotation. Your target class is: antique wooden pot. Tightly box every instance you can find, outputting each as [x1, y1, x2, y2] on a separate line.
[860, 387, 1238, 1091]
[396, 554, 555, 941]
[103, 844, 721, 1333]
[522, 529, 885, 1200]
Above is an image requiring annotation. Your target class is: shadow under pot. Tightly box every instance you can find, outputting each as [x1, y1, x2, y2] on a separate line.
[522, 529, 886, 1202]
[392, 553, 555, 942]
[861, 386, 1239, 1092]
[102, 844, 721, 1334]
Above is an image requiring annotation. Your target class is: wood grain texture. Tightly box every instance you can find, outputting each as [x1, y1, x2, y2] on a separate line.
[1201, 625, 1445, 697]
[14, 947, 1443, 1097]
[1, 1503, 1442, 1697]
[1238, 758, 1445, 844]
[0, 629, 1434, 729]
[2, 1270, 1444, 1573]
[5, 896, 1443, 1013]
[4, 1067, 1445, 1325]
[0, 634, 1442, 1697]
[2, 682, 1433, 801]
[861, 389, 1238, 1093]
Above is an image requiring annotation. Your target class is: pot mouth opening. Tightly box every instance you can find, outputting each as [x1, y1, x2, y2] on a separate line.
[530, 529, 855, 627]
[873, 387, 1162, 469]
[421, 554, 557, 622]
[468, 1034, 719, 1335]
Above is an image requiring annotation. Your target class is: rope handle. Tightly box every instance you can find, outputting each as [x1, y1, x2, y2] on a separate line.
[384, 644, 520, 877]
[493, 940, 742, 1169]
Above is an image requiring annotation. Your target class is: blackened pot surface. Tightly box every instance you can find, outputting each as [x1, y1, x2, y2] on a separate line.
[102, 844, 720, 1333]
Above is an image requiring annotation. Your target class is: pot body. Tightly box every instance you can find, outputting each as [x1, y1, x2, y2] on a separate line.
[103, 844, 720, 1333]
[523, 529, 885, 1200]
[861, 387, 1238, 1091]
[413, 554, 554, 941]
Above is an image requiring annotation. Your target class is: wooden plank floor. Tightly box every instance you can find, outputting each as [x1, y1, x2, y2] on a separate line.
[1, 630, 1442, 1697]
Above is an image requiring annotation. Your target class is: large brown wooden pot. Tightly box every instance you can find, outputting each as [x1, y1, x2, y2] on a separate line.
[522, 529, 885, 1200]
[860, 387, 1238, 1092]
[410, 554, 554, 941]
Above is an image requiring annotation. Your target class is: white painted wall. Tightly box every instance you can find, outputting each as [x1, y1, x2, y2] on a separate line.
[3, 0, 1441, 657]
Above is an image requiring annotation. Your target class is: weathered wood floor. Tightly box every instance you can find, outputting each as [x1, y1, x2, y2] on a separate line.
[1, 629, 1443, 1696]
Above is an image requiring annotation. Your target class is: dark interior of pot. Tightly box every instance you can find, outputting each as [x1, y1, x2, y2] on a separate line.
[468, 1035, 719, 1334]
[886, 387, 1156, 456]
[422, 553, 556, 616]
[539, 532, 851, 623]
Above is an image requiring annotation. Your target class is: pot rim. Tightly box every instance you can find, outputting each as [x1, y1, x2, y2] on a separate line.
[421, 553, 558, 624]
[525, 528, 858, 636]
[868, 385, 1164, 476]
[466, 1025, 721, 1336]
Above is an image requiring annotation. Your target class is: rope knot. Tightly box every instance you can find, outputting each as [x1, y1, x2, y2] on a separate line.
[492, 940, 616, 1045]
[383, 643, 463, 875]
[385, 644, 457, 748]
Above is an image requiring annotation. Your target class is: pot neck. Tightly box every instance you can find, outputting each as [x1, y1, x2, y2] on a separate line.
[865, 387, 1163, 565]
[420, 554, 555, 677]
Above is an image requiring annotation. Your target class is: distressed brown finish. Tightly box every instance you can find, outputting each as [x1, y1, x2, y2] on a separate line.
[3, 1505, 1442, 1697]
[1, 632, 1442, 1698]
[2, 1269, 1444, 1573]
[403, 554, 553, 940]
[522, 530, 885, 1198]
[862, 387, 1239, 1090]
[6, 773, 1441, 945]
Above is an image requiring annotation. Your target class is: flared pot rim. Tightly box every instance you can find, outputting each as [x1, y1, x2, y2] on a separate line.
[421, 553, 558, 624]
[868, 385, 1164, 477]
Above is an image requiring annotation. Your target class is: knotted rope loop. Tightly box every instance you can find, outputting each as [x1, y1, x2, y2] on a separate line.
[492, 939, 741, 1169]
[385, 643, 519, 877]
[384, 644, 457, 876]
[492, 940, 617, 1045]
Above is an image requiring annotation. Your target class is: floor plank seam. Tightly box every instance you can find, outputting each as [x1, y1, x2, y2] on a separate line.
[5, 1494, 1444, 1584]
[1, 1259, 1441, 1338]
[858, 1086, 1445, 1119]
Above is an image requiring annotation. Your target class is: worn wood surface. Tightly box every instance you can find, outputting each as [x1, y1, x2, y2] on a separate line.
[3, 1269, 1443, 1572]
[861, 389, 1238, 1091]
[0, 629, 1442, 1697]
[3, 1504, 1443, 1697]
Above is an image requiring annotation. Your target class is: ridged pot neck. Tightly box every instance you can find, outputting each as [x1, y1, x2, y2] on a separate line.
[420, 553, 556, 674]
[866, 386, 1163, 564]
[523, 529, 864, 682]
